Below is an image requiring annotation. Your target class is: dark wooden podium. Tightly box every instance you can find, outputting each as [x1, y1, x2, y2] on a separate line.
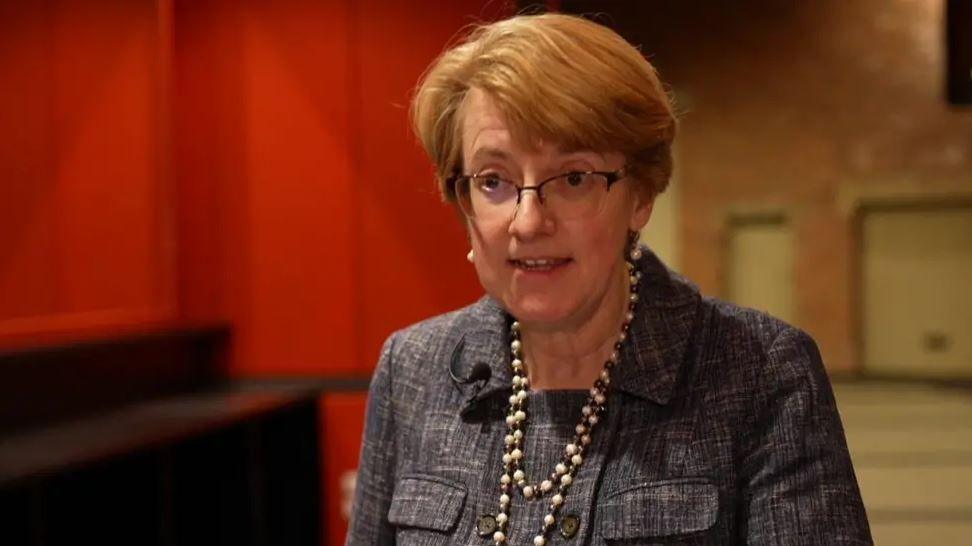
[0, 326, 322, 546]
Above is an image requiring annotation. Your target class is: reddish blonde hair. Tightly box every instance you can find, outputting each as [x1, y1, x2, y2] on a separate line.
[411, 13, 677, 201]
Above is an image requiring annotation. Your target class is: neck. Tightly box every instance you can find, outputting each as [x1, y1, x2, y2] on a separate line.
[519, 260, 630, 390]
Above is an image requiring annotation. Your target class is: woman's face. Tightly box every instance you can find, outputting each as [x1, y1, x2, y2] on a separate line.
[461, 88, 654, 330]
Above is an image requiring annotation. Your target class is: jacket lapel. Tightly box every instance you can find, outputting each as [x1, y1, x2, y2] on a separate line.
[614, 249, 702, 405]
[448, 295, 513, 415]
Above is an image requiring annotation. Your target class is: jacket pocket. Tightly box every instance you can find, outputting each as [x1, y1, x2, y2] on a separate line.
[387, 474, 467, 533]
[600, 477, 719, 541]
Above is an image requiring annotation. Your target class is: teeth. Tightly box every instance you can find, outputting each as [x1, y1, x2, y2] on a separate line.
[516, 258, 566, 269]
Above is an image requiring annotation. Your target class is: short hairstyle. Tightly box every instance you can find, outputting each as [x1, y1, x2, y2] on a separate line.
[411, 13, 677, 202]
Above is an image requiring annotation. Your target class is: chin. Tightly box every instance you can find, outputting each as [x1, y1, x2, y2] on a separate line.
[505, 295, 574, 327]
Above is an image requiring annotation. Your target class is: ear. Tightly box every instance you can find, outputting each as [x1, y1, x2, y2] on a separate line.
[628, 188, 655, 233]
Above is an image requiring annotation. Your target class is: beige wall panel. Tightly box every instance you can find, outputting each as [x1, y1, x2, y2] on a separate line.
[727, 220, 796, 324]
[870, 524, 972, 546]
[856, 465, 972, 511]
[641, 178, 679, 272]
[863, 207, 972, 377]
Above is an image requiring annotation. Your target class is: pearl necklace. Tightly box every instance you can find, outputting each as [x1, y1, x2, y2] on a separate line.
[493, 254, 642, 545]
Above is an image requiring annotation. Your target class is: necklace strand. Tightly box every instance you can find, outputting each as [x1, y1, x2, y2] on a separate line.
[493, 258, 642, 546]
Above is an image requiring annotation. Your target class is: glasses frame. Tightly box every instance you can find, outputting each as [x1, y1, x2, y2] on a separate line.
[448, 166, 628, 219]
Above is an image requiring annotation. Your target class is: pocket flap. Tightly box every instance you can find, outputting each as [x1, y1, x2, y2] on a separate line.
[600, 477, 719, 540]
[387, 474, 467, 532]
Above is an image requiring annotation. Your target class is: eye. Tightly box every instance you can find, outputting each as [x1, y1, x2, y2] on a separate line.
[565, 172, 588, 187]
[481, 175, 502, 191]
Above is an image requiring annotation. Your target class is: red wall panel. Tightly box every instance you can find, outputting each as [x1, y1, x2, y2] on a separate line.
[352, 0, 500, 367]
[2, 0, 504, 369]
[174, 0, 359, 375]
[0, 4, 60, 324]
[175, 0, 504, 375]
[171, 0, 248, 329]
[241, 1, 357, 375]
[0, 0, 176, 343]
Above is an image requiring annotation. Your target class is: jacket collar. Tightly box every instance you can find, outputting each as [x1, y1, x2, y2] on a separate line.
[449, 247, 701, 413]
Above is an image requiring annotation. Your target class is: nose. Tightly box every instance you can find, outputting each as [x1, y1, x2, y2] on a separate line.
[508, 190, 554, 240]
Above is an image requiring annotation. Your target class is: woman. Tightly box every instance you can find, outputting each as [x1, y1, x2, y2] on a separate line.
[348, 13, 871, 546]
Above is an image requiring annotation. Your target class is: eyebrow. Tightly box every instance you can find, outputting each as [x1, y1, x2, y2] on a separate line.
[468, 147, 512, 164]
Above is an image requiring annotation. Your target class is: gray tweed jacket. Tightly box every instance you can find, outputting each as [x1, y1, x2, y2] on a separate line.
[347, 249, 872, 545]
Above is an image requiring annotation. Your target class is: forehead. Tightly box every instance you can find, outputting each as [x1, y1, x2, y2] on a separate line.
[461, 88, 513, 150]
[460, 88, 588, 164]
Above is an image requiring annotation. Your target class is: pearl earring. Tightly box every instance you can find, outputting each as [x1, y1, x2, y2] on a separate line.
[629, 231, 642, 261]
[467, 249, 475, 263]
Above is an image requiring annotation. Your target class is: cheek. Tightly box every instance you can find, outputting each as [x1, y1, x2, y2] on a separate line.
[468, 223, 510, 284]
[565, 217, 627, 270]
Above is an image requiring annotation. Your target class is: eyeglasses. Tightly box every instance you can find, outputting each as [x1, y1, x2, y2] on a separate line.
[449, 167, 627, 221]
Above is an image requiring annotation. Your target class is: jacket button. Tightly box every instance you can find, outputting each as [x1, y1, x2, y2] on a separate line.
[476, 514, 498, 537]
[560, 513, 580, 539]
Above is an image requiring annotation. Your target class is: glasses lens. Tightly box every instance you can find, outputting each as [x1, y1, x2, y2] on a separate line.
[455, 178, 476, 217]
[468, 175, 517, 220]
[543, 172, 607, 219]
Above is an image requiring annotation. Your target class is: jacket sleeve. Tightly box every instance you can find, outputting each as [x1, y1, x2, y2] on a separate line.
[346, 334, 399, 546]
[739, 327, 873, 545]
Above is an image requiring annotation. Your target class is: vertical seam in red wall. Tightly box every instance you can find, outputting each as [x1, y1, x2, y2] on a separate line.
[156, 0, 178, 318]
[346, 0, 364, 375]
[48, 3, 67, 310]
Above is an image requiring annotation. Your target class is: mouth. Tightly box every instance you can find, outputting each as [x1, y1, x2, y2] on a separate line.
[509, 257, 573, 272]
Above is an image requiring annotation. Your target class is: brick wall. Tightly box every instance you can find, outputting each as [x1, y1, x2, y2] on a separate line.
[563, 0, 972, 371]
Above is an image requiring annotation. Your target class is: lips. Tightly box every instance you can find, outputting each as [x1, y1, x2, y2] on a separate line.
[510, 258, 572, 271]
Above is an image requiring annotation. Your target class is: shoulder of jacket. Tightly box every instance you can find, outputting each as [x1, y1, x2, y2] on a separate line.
[699, 296, 803, 351]
[383, 296, 497, 368]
